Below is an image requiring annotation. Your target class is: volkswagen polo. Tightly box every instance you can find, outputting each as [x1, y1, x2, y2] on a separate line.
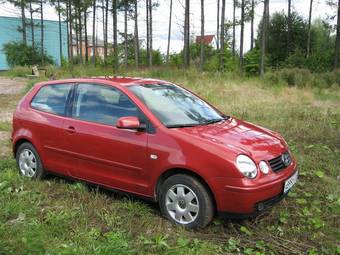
[12, 77, 298, 228]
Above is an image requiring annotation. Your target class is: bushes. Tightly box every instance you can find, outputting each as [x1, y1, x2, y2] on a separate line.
[280, 68, 312, 87]
[138, 49, 164, 66]
[2, 42, 54, 67]
[284, 50, 333, 73]
[168, 53, 182, 67]
[244, 49, 261, 75]
[167, 44, 237, 72]
[263, 68, 340, 88]
[0, 66, 31, 77]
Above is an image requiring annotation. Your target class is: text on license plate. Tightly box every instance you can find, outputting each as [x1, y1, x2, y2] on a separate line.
[284, 170, 298, 193]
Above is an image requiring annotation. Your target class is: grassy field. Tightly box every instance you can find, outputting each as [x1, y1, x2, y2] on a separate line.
[0, 67, 339, 254]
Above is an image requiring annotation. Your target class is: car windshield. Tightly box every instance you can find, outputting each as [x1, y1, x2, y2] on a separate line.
[128, 83, 226, 128]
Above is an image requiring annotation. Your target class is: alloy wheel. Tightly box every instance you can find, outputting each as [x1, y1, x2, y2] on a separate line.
[165, 184, 200, 224]
[18, 149, 37, 177]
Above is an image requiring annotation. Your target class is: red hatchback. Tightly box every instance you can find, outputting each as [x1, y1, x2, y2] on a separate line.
[12, 77, 298, 228]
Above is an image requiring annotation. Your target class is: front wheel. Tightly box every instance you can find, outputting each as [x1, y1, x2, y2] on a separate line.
[159, 174, 214, 228]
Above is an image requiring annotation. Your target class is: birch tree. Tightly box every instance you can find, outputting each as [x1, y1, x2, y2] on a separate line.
[200, 0, 204, 71]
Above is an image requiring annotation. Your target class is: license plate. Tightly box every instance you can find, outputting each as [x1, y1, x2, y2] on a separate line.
[283, 170, 298, 193]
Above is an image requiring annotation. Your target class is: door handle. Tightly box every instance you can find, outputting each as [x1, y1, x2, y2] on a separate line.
[65, 126, 76, 134]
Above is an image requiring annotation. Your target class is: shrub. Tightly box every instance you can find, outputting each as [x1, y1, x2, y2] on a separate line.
[2, 41, 54, 67]
[263, 68, 340, 88]
[305, 52, 333, 72]
[221, 49, 238, 72]
[61, 57, 69, 68]
[314, 73, 335, 88]
[244, 48, 261, 75]
[285, 50, 307, 69]
[204, 54, 219, 71]
[285, 50, 334, 73]
[263, 71, 287, 86]
[2, 66, 31, 77]
[279, 68, 312, 87]
[168, 53, 182, 67]
[131, 48, 164, 66]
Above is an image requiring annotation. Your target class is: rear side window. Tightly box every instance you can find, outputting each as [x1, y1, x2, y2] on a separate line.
[31, 84, 72, 116]
[72, 83, 142, 126]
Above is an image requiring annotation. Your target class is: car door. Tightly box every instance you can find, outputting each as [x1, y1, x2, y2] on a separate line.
[29, 83, 75, 175]
[61, 83, 149, 195]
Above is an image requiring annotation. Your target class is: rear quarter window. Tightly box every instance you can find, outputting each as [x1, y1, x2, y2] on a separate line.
[31, 84, 73, 116]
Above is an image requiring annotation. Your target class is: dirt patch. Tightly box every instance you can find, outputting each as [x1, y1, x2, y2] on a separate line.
[0, 131, 11, 158]
[0, 77, 27, 123]
[0, 111, 13, 123]
[0, 77, 26, 157]
[0, 77, 27, 95]
[0, 131, 9, 141]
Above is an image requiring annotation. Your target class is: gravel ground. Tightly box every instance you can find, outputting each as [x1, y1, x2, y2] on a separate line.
[0, 77, 27, 122]
[0, 77, 26, 94]
[0, 77, 27, 156]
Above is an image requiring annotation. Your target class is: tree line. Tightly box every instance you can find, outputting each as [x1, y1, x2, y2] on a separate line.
[3, 0, 340, 75]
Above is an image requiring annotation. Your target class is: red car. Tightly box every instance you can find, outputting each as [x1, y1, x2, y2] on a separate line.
[12, 77, 298, 228]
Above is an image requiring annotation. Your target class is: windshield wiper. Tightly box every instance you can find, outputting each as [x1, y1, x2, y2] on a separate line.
[167, 116, 230, 128]
[202, 116, 229, 125]
[166, 124, 200, 128]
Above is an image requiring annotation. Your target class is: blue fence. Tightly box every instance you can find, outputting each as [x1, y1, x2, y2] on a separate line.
[0, 16, 69, 70]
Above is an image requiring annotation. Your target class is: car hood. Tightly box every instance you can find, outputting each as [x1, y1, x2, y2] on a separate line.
[173, 118, 287, 160]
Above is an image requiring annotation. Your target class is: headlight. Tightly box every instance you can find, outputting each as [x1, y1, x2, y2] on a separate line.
[236, 155, 257, 179]
[259, 161, 269, 174]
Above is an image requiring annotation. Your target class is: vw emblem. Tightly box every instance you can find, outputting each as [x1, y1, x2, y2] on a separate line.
[282, 153, 291, 166]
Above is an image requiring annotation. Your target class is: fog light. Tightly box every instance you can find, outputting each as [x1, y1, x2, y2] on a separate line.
[257, 202, 265, 211]
[259, 161, 269, 174]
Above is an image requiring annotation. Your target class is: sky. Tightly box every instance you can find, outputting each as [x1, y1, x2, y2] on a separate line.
[0, 0, 335, 54]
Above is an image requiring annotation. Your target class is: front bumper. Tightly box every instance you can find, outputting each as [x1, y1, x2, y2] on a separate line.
[217, 191, 289, 219]
[209, 163, 298, 217]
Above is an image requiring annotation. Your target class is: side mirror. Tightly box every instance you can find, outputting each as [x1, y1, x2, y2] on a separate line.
[116, 116, 145, 131]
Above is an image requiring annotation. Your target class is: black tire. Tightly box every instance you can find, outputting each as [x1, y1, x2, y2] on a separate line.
[159, 174, 214, 228]
[16, 142, 45, 179]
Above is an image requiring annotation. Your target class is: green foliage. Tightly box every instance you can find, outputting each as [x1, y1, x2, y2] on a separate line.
[0, 66, 31, 77]
[285, 49, 307, 68]
[285, 50, 333, 73]
[254, 13, 335, 73]
[243, 48, 261, 75]
[310, 19, 334, 54]
[266, 11, 308, 67]
[305, 51, 333, 72]
[189, 43, 215, 63]
[263, 68, 340, 88]
[117, 32, 164, 66]
[60, 57, 69, 68]
[168, 52, 182, 67]
[138, 48, 164, 66]
[2, 42, 54, 67]
[167, 43, 237, 71]
[218, 47, 238, 72]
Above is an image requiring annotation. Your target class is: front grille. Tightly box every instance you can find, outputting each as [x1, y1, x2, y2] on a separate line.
[268, 152, 292, 172]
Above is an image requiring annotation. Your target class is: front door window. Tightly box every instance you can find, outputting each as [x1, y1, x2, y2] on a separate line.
[72, 83, 142, 126]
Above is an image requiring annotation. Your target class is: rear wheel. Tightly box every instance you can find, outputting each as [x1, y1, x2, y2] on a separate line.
[159, 174, 214, 228]
[16, 142, 45, 179]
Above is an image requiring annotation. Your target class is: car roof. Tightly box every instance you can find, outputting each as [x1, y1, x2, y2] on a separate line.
[37, 76, 169, 88]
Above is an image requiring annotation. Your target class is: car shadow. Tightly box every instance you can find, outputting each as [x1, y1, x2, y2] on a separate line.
[43, 172, 272, 233]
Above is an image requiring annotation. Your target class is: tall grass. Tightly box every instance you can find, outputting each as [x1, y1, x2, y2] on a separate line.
[4, 65, 339, 89]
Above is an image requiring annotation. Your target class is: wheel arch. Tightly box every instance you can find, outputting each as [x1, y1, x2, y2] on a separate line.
[155, 168, 217, 212]
[13, 138, 34, 157]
